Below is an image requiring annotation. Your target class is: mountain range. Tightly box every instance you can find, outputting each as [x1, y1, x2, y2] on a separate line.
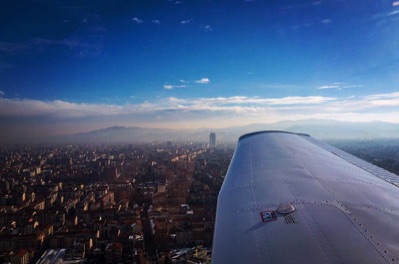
[35, 119, 399, 144]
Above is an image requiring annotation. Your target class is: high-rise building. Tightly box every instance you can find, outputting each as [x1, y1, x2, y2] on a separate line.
[209, 132, 216, 147]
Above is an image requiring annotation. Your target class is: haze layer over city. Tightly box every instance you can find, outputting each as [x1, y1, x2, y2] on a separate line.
[1, 0, 399, 144]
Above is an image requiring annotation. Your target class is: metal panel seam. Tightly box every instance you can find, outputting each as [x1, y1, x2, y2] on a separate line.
[302, 137, 394, 263]
[249, 138, 257, 208]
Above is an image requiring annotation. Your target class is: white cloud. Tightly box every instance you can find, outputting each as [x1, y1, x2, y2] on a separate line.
[163, 84, 187, 89]
[202, 25, 213, 32]
[195, 78, 210, 84]
[362, 92, 399, 107]
[318, 83, 362, 90]
[320, 19, 332, 25]
[168, 97, 186, 103]
[132, 17, 143, 24]
[0, 95, 333, 120]
[184, 96, 335, 109]
[0, 90, 4, 96]
[0, 98, 124, 118]
[2, 92, 399, 136]
[152, 20, 160, 25]
[393, 1, 399, 7]
[370, 99, 399, 107]
[342, 85, 363, 89]
[180, 79, 187, 83]
[387, 10, 399, 16]
[364, 91, 399, 100]
[181, 20, 191, 24]
[263, 96, 335, 105]
[318, 85, 339, 89]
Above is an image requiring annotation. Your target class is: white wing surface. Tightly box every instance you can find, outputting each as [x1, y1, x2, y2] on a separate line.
[212, 131, 399, 264]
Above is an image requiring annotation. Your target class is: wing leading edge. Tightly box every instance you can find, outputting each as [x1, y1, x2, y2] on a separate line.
[212, 131, 399, 264]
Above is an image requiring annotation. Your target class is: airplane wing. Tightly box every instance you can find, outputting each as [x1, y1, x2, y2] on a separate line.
[212, 131, 399, 263]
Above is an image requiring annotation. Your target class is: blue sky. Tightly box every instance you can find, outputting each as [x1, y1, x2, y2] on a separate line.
[1, 0, 399, 140]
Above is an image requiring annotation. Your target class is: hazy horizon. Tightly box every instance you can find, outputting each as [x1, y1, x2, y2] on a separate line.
[2, 119, 399, 144]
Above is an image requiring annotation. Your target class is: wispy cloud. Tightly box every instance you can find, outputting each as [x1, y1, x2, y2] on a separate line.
[387, 10, 399, 17]
[178, 96, 336, 112]
[132, 17, 143, 24]
[1, 92, 399, 135]
[152, 20, 161, 25]
[362, 92, 399, 106]
[3, 93, 399, 118]
[202, 25, 213, 32]
[261, 96, 334, 105]
[342, 85, 363, 89]
[0, 41, 34, 55]
[163, 80, 190, 89]
[0, 90, 4, 96]
[0, 33, 105, 59]
[320, 19, 332, 25]
[0, 98, 124, 118]
[0, 95, 333, 119]
[163, 84, 187, 89]
[318, 85, 339, 90]
[372, 8, 399, 20]
[168, 97, 186, 103]
[318, 83, 362, 90]
[0, 10, 106, 59]
[195, 78, 210, 84]
[181, 20, 191, 24]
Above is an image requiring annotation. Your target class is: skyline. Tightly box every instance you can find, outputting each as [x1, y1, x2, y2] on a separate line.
[1, 0, 399, 141]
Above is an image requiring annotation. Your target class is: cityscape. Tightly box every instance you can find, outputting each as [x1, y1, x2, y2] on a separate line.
[0, 133, 234, 263]
[0, 131, 399, 263]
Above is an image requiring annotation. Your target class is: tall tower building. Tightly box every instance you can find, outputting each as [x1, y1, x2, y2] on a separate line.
[209, 132, 216, 147]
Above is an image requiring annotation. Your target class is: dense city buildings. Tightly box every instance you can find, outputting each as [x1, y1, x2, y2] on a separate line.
[0, 141, 234, 263]
[1, 137, 397, 263]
